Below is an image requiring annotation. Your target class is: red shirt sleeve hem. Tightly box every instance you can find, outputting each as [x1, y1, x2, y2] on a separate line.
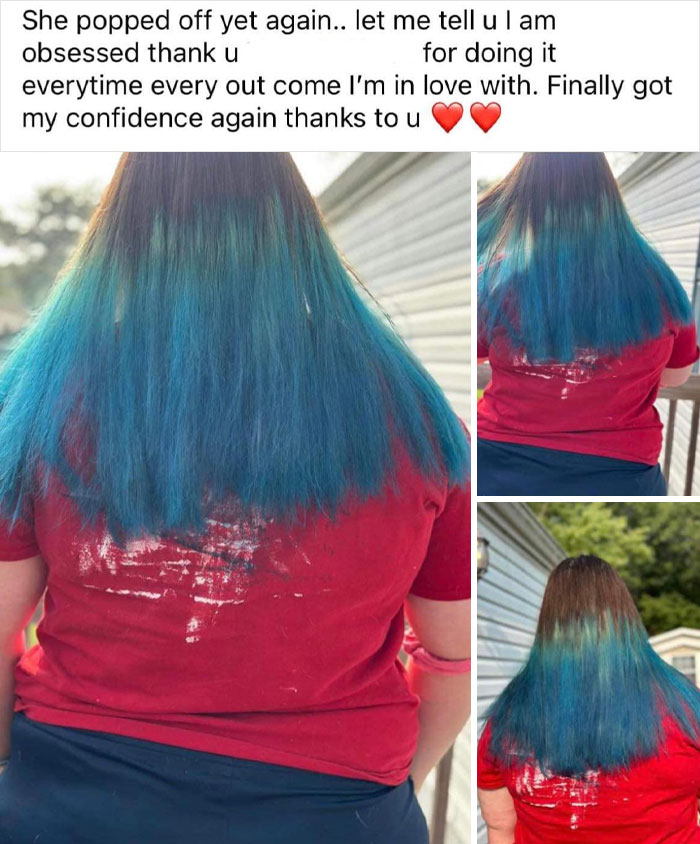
[476, 775, 508, 790]
[477, 721, 507, 789]
[408, 585, 470, 601]
[0, 543, 41, 560]
[667, 322, 700, 368]
[666, 344, 700, 369]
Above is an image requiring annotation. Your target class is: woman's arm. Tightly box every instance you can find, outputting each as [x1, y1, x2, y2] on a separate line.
[0, 557, 47, 763]
[478, 786, 517, 844]
[404, 595, 470, 791]
[660, 363, 694, 388]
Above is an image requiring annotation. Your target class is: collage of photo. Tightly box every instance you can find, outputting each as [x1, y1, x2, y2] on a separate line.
[0, 150, 699, 844]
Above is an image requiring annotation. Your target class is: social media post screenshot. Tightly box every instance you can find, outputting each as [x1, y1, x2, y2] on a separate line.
[0, 3, 697, 844]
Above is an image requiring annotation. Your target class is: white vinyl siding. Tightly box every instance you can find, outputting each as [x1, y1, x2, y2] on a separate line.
[476, 504, 564, 843]
[618, 153, 700, 494]
[319, 151, 470, 844]
[318, 152, 470, 421]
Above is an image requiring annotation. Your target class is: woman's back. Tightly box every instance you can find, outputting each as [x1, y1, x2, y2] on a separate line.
[478, 556, 700, 844]
[0, 152, 470, 844]
[476, 153, 697, 494]
[479, 718, 700, 844]
[4, 454, 468, 785]
[478, 323, 698, 465]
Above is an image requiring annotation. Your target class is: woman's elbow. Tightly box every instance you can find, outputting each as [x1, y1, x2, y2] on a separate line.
[482, 805, 516, 831]
[660, 364, 694, 388]
[0, 556, 47, 654]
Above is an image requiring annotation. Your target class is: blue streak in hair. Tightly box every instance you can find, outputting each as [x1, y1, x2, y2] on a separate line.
[487, 612, 700, 777]
[478, 194, 693, 364]
[0, 182, 468, 540]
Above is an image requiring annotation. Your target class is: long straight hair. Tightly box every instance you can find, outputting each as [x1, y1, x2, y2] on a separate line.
[0, 153, 468, 540]
[478, 153, 693, 363]
[487, 555, 700, 777]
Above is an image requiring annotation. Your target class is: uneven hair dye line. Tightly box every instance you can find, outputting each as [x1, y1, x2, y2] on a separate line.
[0, 152, 468, 540]
[487, 555, 700, 777]
[478, 153, 693, 363]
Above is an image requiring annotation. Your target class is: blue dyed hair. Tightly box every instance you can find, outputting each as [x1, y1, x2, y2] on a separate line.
[487, 555, 700, 777]
[0, 152, 468, 540]
[478, 153, 693, 363]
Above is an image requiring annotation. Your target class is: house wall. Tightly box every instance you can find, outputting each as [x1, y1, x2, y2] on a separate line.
[318, 152, 471, 420]
[318, 152, 470, 843]
[618, 153, 700, 494]
[476, 504, 564, 843]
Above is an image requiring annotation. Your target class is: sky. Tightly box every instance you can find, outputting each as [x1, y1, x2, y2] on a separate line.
[0, 151, 361, 220]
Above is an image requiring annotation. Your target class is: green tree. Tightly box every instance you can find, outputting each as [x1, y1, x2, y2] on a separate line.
[638, 592, 700, 635]
[610, 504, 700, 605]
[530, 502, 700, 635]
[0, 184, 97, 308]
[529, 502, 653, 572]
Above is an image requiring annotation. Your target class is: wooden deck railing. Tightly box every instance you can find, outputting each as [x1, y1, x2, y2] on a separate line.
[399, 641, 457, 844]
[477, 365, 700, 495]
[430, 748, 454, 844]
[658, 375, 700, 494]
[476, 363, 491, 393]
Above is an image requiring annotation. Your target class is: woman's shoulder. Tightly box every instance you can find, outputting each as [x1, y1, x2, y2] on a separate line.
[661, 714, 700, 752]
[390, 421, 469, 503]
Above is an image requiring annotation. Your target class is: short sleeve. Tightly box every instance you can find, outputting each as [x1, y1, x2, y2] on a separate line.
[477, 721, 507, 790]
[409, 482, 470, 601]
[0, 507, 40, 561]
[667, 322, 700, 369]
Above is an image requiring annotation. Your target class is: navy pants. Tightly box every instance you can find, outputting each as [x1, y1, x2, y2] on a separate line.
[0, 714, 428, 844]
[477, 438, 668, 496]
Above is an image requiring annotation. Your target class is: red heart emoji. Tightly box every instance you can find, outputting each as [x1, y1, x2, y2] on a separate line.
[432, 102, 463, 133]
[470, 102, 501, 133]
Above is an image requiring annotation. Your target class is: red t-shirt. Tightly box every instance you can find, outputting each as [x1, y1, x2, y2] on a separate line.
[477, 323, 699, 465]
[478, 719, 700, 844]
[0, 457, 469, 786]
